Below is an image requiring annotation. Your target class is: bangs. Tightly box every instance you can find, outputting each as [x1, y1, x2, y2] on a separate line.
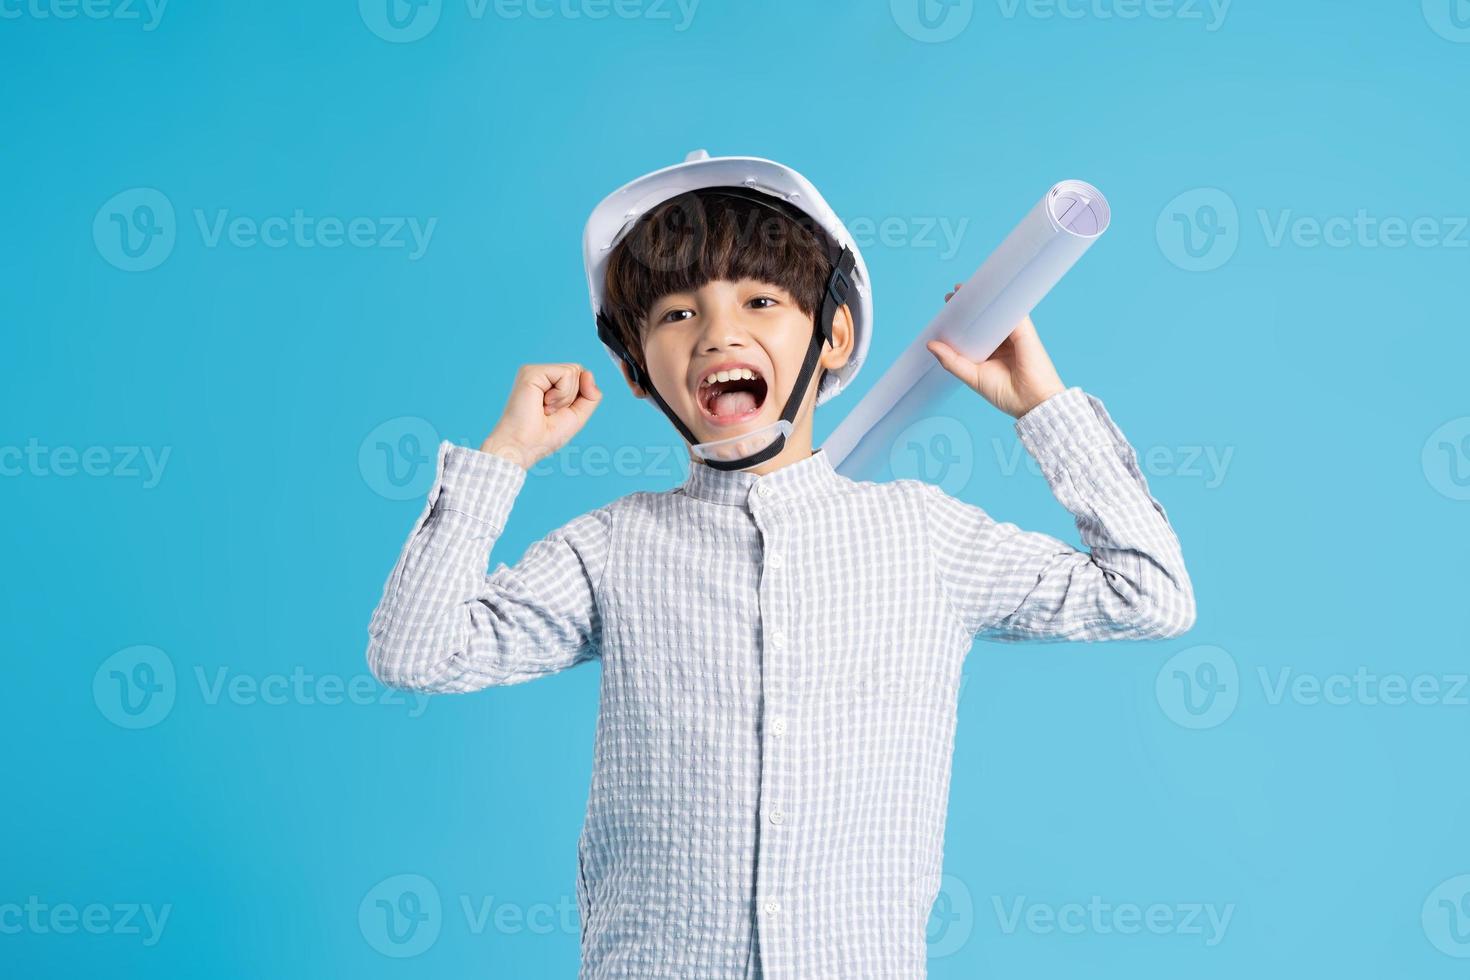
[602, 189, 835, 370]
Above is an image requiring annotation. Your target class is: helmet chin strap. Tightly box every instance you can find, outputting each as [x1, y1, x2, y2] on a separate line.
[597, 244, 855, 473]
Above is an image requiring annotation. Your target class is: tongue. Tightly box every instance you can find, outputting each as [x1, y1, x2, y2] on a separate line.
[711, 389, 758, 418]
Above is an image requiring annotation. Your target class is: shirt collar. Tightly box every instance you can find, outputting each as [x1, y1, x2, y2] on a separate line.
[676, 447, 847, 507]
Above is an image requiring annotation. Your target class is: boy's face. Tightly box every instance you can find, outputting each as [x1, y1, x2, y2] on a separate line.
[619, 277, 853, 457]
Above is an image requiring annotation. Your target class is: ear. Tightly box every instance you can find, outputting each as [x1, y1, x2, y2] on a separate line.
[617, 357, 649, 399]
[820, 302, 856, 372]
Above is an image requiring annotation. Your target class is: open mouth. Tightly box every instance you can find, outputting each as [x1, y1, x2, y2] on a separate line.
[696, 366, 770, 426]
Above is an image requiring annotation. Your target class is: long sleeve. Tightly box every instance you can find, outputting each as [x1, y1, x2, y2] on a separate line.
[366, 440, 613, 693]
[918, 386, 1196, 643]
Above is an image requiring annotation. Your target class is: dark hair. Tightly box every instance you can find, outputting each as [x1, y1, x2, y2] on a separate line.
[602, 188, 835, 392]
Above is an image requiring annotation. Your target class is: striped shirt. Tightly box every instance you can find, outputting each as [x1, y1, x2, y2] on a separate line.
[366, 386, 1195, 979]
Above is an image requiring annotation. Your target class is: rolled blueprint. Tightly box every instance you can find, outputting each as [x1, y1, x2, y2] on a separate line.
[822, 180, 1111, 480]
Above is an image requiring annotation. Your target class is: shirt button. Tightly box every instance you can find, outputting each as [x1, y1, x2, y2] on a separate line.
[764, 900, 780, 915]
[771, 629, 786, 648]
[757, 484, 773, 498]
[769, 808, 785, 825]
[767, 552, 784, 569]
[770, 718, 786, 737]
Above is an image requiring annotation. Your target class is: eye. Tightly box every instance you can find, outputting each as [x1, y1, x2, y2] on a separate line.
[657, 307, 694, 325]
[748, 296, 779, 310]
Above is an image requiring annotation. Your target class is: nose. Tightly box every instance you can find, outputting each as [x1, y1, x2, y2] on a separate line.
[694, 303, 752, 355]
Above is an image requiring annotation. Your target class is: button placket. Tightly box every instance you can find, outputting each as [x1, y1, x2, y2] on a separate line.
[754, 482, 793, 952]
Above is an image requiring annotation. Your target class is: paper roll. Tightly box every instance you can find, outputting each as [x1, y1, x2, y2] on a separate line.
[822, 180, 1111, 479]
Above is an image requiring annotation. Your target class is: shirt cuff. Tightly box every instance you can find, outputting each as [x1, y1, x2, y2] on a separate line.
[1013, 386, 1116, 460]
[428, 440, 527, 532]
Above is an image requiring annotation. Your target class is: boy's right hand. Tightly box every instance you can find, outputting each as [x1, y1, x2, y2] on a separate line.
[479, 363, 602, 470]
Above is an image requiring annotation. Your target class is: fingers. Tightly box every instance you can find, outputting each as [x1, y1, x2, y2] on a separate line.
[943, 282, 963, 303]
[1005, 316, 1045, 356]
[566, 368, 603, 424]
[925, 339, 979, 389]
[540, 363, 585, 414]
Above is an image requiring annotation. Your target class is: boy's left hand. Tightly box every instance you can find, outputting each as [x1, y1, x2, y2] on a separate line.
[926, 282, 1066, 419]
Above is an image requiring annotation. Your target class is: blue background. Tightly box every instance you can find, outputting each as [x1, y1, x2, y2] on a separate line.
[4, 0, 1469, 976]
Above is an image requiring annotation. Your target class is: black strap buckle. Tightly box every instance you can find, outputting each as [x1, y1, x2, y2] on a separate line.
[826, 266, 851, 307]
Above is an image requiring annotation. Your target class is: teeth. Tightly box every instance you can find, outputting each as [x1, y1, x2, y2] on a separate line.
[700, 368, 759, 388]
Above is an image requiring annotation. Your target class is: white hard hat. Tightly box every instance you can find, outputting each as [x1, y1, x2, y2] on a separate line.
[582, 149, 873, 407]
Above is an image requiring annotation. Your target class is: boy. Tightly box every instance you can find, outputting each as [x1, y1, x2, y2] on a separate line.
[366, 150, 1195, 979]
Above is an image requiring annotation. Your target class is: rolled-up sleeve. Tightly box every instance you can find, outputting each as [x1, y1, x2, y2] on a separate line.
[918, 387, 1196, 643]
[367, 440, 613, 693]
